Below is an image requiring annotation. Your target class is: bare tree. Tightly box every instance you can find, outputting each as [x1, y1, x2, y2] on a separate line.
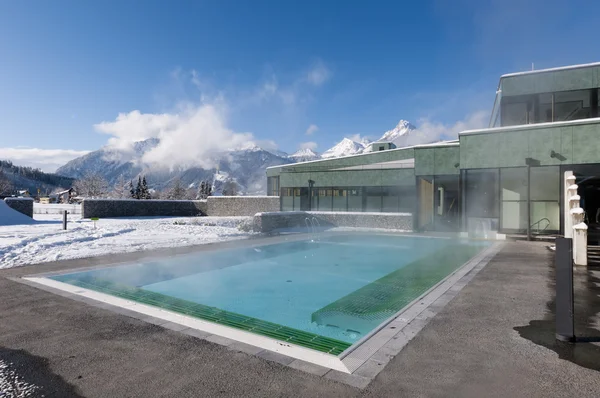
[111, 175, 129, 199]
[222, 179, 239, 196]
[166, 178, 187, 200]
[73, 172, 109, 198]
[0, 170, 13, 196]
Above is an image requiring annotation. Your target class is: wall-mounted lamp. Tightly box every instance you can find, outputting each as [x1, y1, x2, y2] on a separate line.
[525, 157, 540, 166]
[454, 162, 460, 168]
[550, 150, 566, 161]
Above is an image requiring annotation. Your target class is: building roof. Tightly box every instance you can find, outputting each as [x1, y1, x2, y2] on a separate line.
[500, 61, 600, 78]
[266, 140, 459, 171]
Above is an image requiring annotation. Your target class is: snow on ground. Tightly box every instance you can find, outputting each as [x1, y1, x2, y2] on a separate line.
[0, 214, 253, 269]
[0, 201, 36, 226]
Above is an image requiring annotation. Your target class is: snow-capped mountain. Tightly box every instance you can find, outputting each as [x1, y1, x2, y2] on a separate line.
[321, 138, 367, 159]
[55, 119, 429, 195]
[377, 120, 417, 147]
[288, 148, 319, 162]
[56, 139, 292, 195]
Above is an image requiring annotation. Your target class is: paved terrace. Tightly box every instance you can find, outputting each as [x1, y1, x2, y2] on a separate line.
[0, 241, 599, 397]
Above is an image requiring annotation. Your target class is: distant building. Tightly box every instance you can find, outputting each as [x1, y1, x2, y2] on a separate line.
[17, 190, 30, 197]
[50, 188, 77, 204]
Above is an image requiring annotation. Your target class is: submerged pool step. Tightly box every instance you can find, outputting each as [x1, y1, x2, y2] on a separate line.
[311, 245, 485, 331]
[61, 276, 351, 356]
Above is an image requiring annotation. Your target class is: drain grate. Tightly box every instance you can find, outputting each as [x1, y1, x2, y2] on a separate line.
[54, 275, 351, 355]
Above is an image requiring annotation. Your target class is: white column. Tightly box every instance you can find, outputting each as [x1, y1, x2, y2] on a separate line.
[564, 172, 575, 238]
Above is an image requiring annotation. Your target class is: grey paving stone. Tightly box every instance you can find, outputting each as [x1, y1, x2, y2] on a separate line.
[180, 328, 211, 339]
[160, 322, 189, 332]
[353, 358, 386, 379]
[255, 349, 294, 366]
[205, 334, 234, 347]
[227, 341, 264, 355]
[288, 359, 330, 377]
[325, 370, 371, 389]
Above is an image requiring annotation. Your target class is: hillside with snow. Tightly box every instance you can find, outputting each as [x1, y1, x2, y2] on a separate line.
[55, 119, 430, 194]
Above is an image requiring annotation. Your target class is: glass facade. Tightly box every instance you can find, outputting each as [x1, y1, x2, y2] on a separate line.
[267, 176, 280, 196]
[500, 89, 599, 127]
[281, 185, 415, 213]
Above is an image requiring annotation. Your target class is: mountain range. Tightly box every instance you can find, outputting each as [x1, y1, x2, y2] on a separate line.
[54, 119, 423, 195]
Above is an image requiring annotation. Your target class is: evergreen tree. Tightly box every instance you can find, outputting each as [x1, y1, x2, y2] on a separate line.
[141, 176, 151, 199]
[135, 176, 142, 199]
[129, 180, 136, 199]
[167, 178, 186, 200]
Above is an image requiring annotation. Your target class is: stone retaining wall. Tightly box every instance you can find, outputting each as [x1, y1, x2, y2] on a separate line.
[4, 198, 34, 218]
[206, 196, 280, 217]
[82, 199, 207, 218]
[253, 211, 413, 233]
[81, 196, 279, 218]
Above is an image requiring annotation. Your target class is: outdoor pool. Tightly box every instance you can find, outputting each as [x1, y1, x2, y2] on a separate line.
[49, 234, 489, 355]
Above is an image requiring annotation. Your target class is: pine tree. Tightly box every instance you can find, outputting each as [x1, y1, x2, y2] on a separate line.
[129, 181, 136, 199]
[167, 178, 186, 200]
[141, 176, 151, 199]
[135, 176, 142, 199]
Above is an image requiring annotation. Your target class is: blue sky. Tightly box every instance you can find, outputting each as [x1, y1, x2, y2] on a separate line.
[1, 0, 599, 171]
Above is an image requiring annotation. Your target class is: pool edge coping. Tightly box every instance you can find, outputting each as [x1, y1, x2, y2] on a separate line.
[13, 239, 504, 389]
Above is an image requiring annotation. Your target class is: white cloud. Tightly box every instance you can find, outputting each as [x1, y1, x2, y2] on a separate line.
[346, 133, 373, 144]
[305, 124, 319, 135]
[306, 61, 331, 86]
[94, 102, 255, 170]
[299, 141, 318, 151]
[0, 148, 90, 173]
[413, 111, 489, 144]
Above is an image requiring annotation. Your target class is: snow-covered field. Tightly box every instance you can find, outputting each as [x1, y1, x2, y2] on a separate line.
[0, 213, 253, 269]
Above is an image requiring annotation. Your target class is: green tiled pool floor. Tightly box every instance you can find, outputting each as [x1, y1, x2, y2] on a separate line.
[311, 244, 484, 330]
[61, 276, 351, 355]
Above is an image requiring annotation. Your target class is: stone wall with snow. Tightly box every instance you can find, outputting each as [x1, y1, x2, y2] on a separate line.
[4, 198, 34, 218]
[253, 211, 413, 233]
[206, 196, 280, 217]
[82, 199, 207, 218]
[81, 196, 280, 218]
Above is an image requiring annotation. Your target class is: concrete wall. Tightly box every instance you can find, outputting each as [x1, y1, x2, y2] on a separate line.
[253, 211, 413, 233]
[81, 196, 279, 218]
[500, 65, 600, 97]
[460, 119, 600, 169]
[206, 196, 280, 217]
[414, 146, 461, 176]
[4, 198, 34, 218]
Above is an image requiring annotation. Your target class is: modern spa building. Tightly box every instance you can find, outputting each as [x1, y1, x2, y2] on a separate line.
[266, 62, 600, 239]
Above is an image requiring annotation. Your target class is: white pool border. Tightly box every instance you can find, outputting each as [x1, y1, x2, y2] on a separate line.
[21, 240, 503, 388]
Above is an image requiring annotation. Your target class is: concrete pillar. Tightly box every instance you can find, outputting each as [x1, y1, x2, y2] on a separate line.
[573, 222, 588, 266]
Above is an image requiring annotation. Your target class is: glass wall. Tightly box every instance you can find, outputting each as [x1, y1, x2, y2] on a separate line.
[500, 167, 528, 232]
[281, 185, 414, 213]
[530, 166, 560, 233]
[434, 175, 460, 231]
[267, 176, 279, 196]
[347, 187, 363, 212]
[500, 89, 599, 127]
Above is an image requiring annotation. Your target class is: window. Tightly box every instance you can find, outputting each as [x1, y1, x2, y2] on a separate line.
[554, 90, 592, 122]
[500, 168, 528, 232]
[347, 187, 363, 211]
[332, 188, 347, 211]
[267, 176, 279, 196]
[379, 146, 385, 151]
[281, 187, 293, 211]
[530, 166, 559, 232]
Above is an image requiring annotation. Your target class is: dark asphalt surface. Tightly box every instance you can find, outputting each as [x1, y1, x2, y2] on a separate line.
[0, 241, 599, 397]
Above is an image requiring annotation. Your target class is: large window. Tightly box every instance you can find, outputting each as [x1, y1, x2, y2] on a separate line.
[267, 176, 279, 196]
[347, 188, 363, 212]
[332, 188, 347, 211]
[500, 168, 528, 232]
[530, 166, 560, 233]
[500, 89, 599, 127]
[281, 187, 293, 211]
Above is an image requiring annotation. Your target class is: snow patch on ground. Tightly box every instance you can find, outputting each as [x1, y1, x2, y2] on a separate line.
[0, 214, 253, 269]
[0, 359, 40, 397]
[0, 201, 36, 226]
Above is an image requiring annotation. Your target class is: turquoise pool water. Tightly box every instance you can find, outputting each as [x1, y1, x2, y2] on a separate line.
[51, 234, 488, 349]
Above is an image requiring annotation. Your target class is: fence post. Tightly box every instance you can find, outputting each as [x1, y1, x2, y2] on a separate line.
[62, 210, 68, 230]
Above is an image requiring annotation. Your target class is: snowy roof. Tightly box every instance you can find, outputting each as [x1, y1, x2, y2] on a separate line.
[501, 61, 600, 78]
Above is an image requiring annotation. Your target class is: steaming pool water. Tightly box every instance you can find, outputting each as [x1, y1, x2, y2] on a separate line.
[48, 234, 489, 355]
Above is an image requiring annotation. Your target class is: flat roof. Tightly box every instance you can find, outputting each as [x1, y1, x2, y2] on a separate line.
[501, 61, 600, 78]
[459, 116, 600, 136]
[266, 141, 459, 171]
